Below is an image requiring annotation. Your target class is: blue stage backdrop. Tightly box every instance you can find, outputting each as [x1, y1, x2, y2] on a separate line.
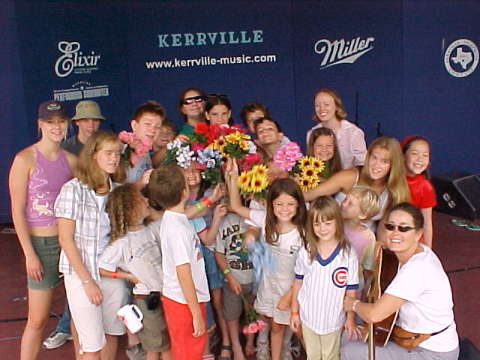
[0, 0, 479, 222]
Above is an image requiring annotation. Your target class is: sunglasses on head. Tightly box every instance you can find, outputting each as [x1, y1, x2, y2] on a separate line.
[182, 96, 205, 105]
[207, 93, 228, 99]
[384, 223, 416, 232]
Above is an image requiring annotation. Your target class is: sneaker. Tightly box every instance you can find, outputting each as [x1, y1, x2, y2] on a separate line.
[256, 341, 270, 360]
[42, 331, 72, 349]
[126, 344, 146, 360]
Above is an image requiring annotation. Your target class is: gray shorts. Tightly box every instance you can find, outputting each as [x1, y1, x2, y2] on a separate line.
[27, 235, 60, 290]
[222, 283, 254, 321]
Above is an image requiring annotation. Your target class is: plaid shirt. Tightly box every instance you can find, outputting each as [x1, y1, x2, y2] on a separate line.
[54, 177, 114, 280]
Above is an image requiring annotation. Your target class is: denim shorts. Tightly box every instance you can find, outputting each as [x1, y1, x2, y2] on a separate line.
[201, 245, 223, 290]
[27, 235, 61, 290]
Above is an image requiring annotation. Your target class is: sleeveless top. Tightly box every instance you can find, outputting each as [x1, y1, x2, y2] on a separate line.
[26, 147, 72, 227]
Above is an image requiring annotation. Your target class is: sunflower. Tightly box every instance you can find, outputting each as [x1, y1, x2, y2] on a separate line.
[225, 131, 244, 144]
[238, 139, 250, 152]
[249, 174, 269, 193]
[237, 172, 251, 191]
[299, 156, 313, 168]
[301, 165, 317, 180]
[251, 164, 268, 177]
[312, 158, 325, 173]
[298, 176, 320, 191]
[209, 139, 226, 153]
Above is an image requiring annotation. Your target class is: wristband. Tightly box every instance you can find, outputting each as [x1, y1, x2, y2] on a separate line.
[291, 311, 299, 316]
[223, 268, 231, 275]
[352, 300, 361, 312]
[82, 278, 92, 285]
[112, 271, 118, 279]
[202, 197, 213, 208]
[195, 201, 205, 211]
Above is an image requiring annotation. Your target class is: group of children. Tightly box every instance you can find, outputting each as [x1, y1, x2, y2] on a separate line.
[9, 87, 438, 360]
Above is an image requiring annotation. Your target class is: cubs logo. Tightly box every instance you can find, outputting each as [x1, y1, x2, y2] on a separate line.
[332, 267, 348, 288]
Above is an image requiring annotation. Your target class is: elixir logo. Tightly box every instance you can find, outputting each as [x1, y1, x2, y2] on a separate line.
[444, 39, 478, 78]
[54, 41, 101, 78]
[314, 36, 375, 69]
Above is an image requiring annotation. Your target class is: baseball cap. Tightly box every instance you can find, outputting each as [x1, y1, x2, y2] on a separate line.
[38, 100, 68, 120]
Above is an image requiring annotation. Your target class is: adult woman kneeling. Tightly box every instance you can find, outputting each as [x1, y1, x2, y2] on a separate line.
[342, 203, 459, 360]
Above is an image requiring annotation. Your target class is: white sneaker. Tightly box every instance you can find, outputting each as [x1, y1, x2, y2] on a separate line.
[42, 331, 72, 349]
[256, 341, 270, 360]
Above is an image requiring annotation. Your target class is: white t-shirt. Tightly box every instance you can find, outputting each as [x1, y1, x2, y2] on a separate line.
[249, 209, 303, 252]
[94, 194, 110, 255]
[98, 221, 164, 295]
[160, 210, 210, 304]
[215, 213, 253, 285]
[385, 245, 458, 352]
[295, 245, 359, 335]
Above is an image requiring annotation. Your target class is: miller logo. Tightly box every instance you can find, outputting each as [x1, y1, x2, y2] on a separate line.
[444, 39, 479, 78]
[54, 41, 101, 78]
[314, 36, 375, 69]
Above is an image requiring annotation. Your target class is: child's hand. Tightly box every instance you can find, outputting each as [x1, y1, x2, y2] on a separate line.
[290, 313, 301, 333]
[192, 310, 206, 337]
[344, 317, 362, 340]
[210, 183, 226, 203]
[175, 134, 190, 144]
[138, 169, 153, 188]
[128, 274, 139, 284]
[226, 274, 242, 295]
[277, 291, 292, 311]
[213, 203, 228, 220]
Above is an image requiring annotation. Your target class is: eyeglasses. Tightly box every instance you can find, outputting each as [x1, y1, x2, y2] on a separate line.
[182, 96, 205, 105]
[384, 223, 416, 232]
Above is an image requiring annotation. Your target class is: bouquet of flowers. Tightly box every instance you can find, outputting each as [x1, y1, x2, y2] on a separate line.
[241, 294, 267, 335]
[293, 156, 327, 191]
[118, 131, 153, 166]
[272, 142, 303, 172]
[163, 139, 196, 169]
[195, 148, 224, 184]
[237, 164, 269, 201]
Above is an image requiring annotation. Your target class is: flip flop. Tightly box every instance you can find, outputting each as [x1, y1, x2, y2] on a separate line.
[466, 224, 480, 231]
[451, 219, 469, 227]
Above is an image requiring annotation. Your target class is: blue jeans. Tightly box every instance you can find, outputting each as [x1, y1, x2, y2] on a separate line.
[55, 302, 71, 334]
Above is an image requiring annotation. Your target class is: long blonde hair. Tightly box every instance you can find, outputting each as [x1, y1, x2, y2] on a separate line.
[359, 136, 410, 209]
[306, 196, 348, 262]
[76, 130, 125, 192]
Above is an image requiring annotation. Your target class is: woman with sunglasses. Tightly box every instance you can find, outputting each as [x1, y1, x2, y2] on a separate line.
[342, 202, 459, 360]
[177, 87, 207, 136]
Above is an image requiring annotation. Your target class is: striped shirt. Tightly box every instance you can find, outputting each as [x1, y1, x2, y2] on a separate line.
[54, 177, 115, 281]
[295, 244, 359, 334]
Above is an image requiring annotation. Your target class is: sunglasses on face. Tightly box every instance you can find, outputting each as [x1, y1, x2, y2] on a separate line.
[384, 223, 416, 232]
[182, 96, 205, 105]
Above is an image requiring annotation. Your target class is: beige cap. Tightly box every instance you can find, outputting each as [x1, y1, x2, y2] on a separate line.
[72, 100, 105, 121]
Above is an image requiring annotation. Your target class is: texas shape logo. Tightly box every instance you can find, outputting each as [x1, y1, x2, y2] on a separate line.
[444, 39, 478, 78]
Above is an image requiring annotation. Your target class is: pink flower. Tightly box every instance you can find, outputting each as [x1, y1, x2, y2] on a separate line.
[242, 326, 250, 335]
[256, 319, 267, 330]
[118, 131, 134, 144]
[247, 322, 259, 334]
[273, 142, 302, 171]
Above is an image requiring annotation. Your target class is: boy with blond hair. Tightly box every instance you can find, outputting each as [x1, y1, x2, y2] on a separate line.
[340, 186, 380, 296]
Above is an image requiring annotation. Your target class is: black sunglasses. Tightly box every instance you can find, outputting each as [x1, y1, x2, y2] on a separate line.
[182, 96, 205, 105]
[384, 223, 416, 232]
[207, 93, 228, 99]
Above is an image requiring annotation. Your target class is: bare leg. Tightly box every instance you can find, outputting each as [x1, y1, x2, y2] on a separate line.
[245, 333, 255, 357]
[100, 334, 118, 360]
[211, 288, 231, 358]
[270, 323, 286, 360]
[80, 351, 101, 360]
[146, 351, 160, 360]
[227, 319, 245, 360]
[160, 349, 173, 360]
[20, 288, 54, 360]
[70, 318, 81, 360]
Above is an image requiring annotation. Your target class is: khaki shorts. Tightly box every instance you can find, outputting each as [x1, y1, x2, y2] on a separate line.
[222, 283, 254, 321]
[27, 235, 60, 290]
[65, 274, 129, 353]
[135, 296, 170, 352]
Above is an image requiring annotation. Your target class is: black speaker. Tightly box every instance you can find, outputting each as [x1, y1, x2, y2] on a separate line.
[431, 172, 480, 220]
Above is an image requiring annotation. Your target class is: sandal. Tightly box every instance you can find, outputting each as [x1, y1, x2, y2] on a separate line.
[451, 219, 468, 227]
[466, 224, 480, 231]
[218, 345, 232, 360]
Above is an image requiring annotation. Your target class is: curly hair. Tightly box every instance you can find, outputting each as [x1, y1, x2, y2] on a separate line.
[107, 183, 144, 242]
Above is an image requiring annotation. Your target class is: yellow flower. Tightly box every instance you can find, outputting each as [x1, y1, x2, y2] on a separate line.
[225, 131, 243, 144]
[249, 174, 268, 193]
[238, 139, 250, 151]
[251, 164, 268, 177]
[209, 139, 226, 153]
[299, 156, 313, 168]
[312, 158, 325, 173]
[237, 172, 251, 191]
[298, 176, 320, 191]
[301, 165, 317, 180]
